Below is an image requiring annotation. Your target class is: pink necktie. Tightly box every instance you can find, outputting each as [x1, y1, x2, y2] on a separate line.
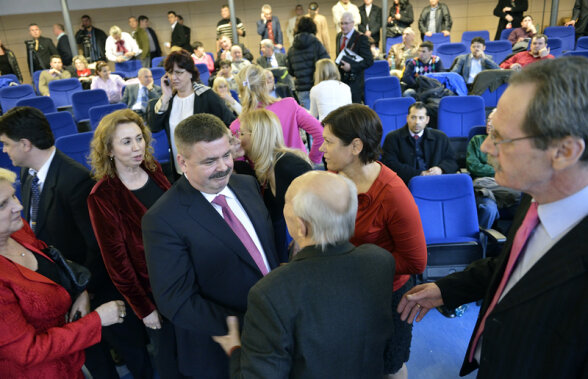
[212, 195, 268, 276]
[468, 201, 539, 362]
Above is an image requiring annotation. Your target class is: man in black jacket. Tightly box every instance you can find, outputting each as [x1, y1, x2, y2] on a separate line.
[359, 0, 382, 45]
[418, 0, 453, 40]
[52, 24, 72, 66]
[168, 11, 191, 51]
[382, 101, 457, 184]
[27, 24, 58, 72]
[566, 0, 588, 39]
[75, 15, 107, 62]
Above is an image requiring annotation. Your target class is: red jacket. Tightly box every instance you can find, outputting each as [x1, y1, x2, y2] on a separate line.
[87, 163, 171, 319]
[0, 222, 102, 378]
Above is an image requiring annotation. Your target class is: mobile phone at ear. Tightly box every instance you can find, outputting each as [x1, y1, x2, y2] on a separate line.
[163, 78, 170, 86]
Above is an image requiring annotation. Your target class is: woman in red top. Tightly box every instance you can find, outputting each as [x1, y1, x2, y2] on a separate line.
[0, 168, 124, 379]
[320, 104, 427, 379]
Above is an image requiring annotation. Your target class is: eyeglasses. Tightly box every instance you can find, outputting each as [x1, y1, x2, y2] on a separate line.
[488, 133, 537, 148]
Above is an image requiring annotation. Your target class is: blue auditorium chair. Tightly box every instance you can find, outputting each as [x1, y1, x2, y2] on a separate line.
[576, 36, 588, 50]
[408, 174, 505, 280]
[196, 63, 210, 85]
[484, 40, 512, 65]
[1, 74, 19, 84]
[385, 36, 403, 56]
[55, 131, 94, 170]
[151, 67, 165, 86]
[373, 97, 415, 145]
[461, 30, 490, 46]
[364, 60, 390, 80]
[45, 111, 78, 139]
[562, 50, 588, 58]
[364, 76, 401, 108]
[48, 78, 83, 108]
[151, 130, 171, 164]
[88, 103, 127, 130]
[71, 89, 109, 123]
[151, 56, 165, 67]
[543, 25, 575, 52]
[115, 60, 143, 78]
[424, 33, 451, 52]
[0, 84, 36, 114]
[32, 70, 43, 94]
[499, 28, 513, 40]
[16, 96, 57, 114]
[436, 43, 468, 69]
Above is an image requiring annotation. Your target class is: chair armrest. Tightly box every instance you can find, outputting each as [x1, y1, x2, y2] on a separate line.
[480, 227, 506, 244]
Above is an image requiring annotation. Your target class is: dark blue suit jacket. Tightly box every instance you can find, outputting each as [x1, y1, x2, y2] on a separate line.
[142, 174, 278, 378]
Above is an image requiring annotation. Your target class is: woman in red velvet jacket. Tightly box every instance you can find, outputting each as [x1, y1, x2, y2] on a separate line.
[86, 109, 179, 376]
[0, 169, 124, 378]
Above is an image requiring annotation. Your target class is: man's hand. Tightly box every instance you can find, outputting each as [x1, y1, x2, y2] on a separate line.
[502, 6, 512, 12]
[510, 63, 522, 71]
[116, 56, 126, 63]
[397, 283, 444, 324]
[212, 316, 241, 356]
[425, 31, 433, 37]
[505, 14, 514, 22]
[441, 30, 450, 37]
[68, 291, 90, 322]
[365, 30, 372, 37]
[275, 44, 283, 50]
[261, 13, 266, 21]
[565, 20, 576, 27]
[340, 60, 351, 72]
[395, 13, 402, 20]
[539, 46, 551, 58]
[422, 166, 442, 176]
[143, 309, 162, 330]
[124, 51, 135, 58]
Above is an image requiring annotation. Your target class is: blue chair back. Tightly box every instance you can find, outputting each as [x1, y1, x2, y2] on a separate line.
[0, 84, 36, 113]
[577, 36, 588, 50]
[461, 30, 490, 46]
[88, 103, 127, 130]
[71, 89, 109, 122]
[408, 174, 480, 244]
[151, 56, 165, 67]
[500, 28, 513, 40]
[151, 130, 170, 164]
[364, 60, 390, 80]
[16, 96, 57, 114]
[55, 131, 94, 170]
[435, 43, 468, 68]
[45, 111, 78, 139]
[563, 50, 588, 58]
[364, 76, 401, 108]
[424, 33, 451, 52]
[1, 74, 19, 84]
[230, 89, 239, 102]
[467, 125, 487, 142]
[48, 78, 83, 108]
[151, 67, 166, 87]
[544, 25, 575, 52]
[33, 70, 43, 94]
[385, 36, 403, 56]
[196, 63, 210, 86]
[206, 52, 215, 62]
[115, 60, 143, 78]
[438, 95, 485, 137]
[545, 37, 563, 57]
[374, 97, 415, 144]
[484, 40, 512, 65]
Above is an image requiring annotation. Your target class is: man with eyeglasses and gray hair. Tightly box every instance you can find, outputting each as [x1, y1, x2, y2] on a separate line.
[398, 56, 588, 378]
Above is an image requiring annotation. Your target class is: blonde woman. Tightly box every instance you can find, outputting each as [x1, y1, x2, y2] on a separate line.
[309, 58, 352, 121]
[239, 109, 313, 262]
[212, 76, 242, 115]
[229, 64, 324, 164]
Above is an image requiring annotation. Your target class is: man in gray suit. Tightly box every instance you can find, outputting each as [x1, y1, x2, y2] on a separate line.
[122, 68, 161, 119]
[451, 37, 500, 86]
[398, 57, 588, 378]
[213, 170, 396, 378]
[255, 39, 287, 68]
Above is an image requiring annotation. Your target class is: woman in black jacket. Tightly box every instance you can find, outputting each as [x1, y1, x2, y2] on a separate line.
[493, 0, 528, 41]
[0, 40, 23, 83]
[387, 0, 414, 38]
[286, 16, 329, 110]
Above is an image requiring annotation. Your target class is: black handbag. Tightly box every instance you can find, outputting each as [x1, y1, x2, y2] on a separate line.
[43, 246, 91, 299]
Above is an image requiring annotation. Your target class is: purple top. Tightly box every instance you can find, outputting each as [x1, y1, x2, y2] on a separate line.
[90, 74, 126, 103]
[230, 97, 324, 163]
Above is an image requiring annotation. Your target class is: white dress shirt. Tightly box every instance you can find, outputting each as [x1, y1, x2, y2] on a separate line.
[105, 32, 142, 62]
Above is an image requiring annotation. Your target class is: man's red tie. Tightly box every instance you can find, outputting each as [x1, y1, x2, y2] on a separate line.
[468, 201, 539, 362]
[340, 36, 347, 52]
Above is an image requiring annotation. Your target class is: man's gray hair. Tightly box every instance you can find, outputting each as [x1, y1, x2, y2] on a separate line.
[260, 39, 274, 50]
[341, 11, 354, 23]
[292, 175, 358, 250]
[509, 56, 588, 161]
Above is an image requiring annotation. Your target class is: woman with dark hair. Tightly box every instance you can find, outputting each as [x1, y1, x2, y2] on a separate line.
[286, 16, 329, 109]
[148, 49, 235, 176]
[91, 61, 126, 103]
[387, 0, 414, 38]
[320, 104, 427, 379]
[493, 0, 528, 41]
[0, 168, 125, 379]
[191, 41, 214, 73]
[0, 39, 23, 83]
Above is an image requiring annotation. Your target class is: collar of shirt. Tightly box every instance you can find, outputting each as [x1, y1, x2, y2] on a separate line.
[365, 4, 372, 14]
[201, 185, 235, 205]
[171, 21, 177, 30]
[57, 32, 65, 40]
[28, 147, 56, 191]
[409, 129, 424, 138]
[538, 184, 588, 239]
[343, 30, 354, 41]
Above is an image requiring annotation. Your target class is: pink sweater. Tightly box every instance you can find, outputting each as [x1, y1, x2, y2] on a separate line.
[230, 97, 324, 163]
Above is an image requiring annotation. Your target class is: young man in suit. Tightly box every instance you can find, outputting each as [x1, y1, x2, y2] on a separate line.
[0, 107, 154, 379]
[417, 0, 453, 40]
[143, 113, 279, 378]
[213, 171, 396, 378]
[52, 23, 72, 66]
[358, 0, 382, 45]
[382, 101, 458, 184]
[27, 24, 59, 72]
[451, 37, 500, 86]
[122, 68, 162, 119]
[167, 10, 191, 52]
[335, 12, 373, 104]
[255, 39, 287, 68]
[398, 57, 588, 378]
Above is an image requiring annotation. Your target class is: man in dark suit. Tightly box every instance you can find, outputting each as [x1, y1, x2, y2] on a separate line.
[566, 0, 588, 39]
[255, 39, 288, 68]
[213, 171, 396, 378]
[451, 37, 500, 86]
[398, 57, 588, 378]
[336, 12, 374, 103]
[27, 24, 59, 72]
[358, 0, 383, 45]
[52, 24, 72, 66]
[138, 15, 162, 60]
[256, 4, 284, 50]
[417, 0, 453, 40]
[75, 15, 107, 62]
[143, 113, 279, 378]
[168, 10, 191, 51]
[122, 68, 162, 119]
[382, 101, 458, 184]
[0, 106, 154, 379]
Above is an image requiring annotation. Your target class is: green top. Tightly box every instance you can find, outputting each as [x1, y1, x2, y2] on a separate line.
[466, 134, 495, 179]
[133, 28, 150, 60]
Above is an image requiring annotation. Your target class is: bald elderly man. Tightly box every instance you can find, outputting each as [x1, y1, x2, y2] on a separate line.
[214, 171, 396, 378]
